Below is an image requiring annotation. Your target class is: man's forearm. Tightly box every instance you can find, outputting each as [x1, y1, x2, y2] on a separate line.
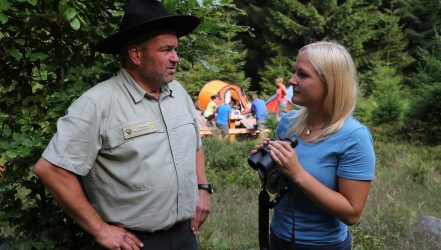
[195, 148, 208, 183]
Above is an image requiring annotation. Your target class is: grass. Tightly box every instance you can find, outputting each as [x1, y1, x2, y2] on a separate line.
[197, 184, 260, 250]
[2, 137, 440, 249]
[197, 138, 441, 250]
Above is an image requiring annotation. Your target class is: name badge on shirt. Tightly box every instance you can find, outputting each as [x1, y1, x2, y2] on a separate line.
[122, 121, 157, 140]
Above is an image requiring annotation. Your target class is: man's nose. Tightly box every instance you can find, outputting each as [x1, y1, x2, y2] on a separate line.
[171, 50, 180, 62]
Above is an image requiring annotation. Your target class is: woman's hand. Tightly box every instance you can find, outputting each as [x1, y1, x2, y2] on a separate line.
[250, 138, 271, 155]
[267, 140, 305, 182]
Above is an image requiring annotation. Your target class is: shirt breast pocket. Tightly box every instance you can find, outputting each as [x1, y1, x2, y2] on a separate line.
[168, 114, 197, 150]
[170, 114, 196, 132]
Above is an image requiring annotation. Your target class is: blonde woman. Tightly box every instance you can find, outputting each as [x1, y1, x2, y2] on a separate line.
[252, 41, 375, 249]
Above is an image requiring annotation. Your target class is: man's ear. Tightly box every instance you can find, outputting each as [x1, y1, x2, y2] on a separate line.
[127, 46, 141, 66]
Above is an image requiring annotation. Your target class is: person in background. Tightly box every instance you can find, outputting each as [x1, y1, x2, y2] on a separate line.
[216, 101, 234, 138]
[275, 77, 288, 117]
[203, 95, 218, 126]
[33, 1, 212, 249]
[242, 92, 269, 132]
[251, 41, 375, 249]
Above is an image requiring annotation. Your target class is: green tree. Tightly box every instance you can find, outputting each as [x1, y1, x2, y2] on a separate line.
[391, 0, 441, 72]
[236, 0, 411, 98]
[1, 1, 124, 247]
[405, 36, 441, 145]
[258, 52, 292, 100]
[367, 62, 405, 125]
[176, 2, 251, 100]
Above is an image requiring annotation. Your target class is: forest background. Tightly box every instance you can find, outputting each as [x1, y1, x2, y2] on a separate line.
[0, 0, 440, 249]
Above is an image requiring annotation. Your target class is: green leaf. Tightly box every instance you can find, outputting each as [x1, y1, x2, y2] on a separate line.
[15, 38, 25, 46]
[32, 241, 46, 250]
[26, 0, 37, 6]
[69, 18, 80, 30]
[31, 82, 44, 94]
[5, 150, 17, 159]
[28, 52, 48, 62]
[64, 7, 77, 21]
[0, 13, 8, 24]
[9, 49, 22, 60]
[0, 0, 11, 10]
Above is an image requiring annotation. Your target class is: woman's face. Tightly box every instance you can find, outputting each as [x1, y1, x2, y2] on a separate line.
[288, 51, 326, 108]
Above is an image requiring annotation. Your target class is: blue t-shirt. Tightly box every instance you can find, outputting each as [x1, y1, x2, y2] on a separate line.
[251, 99, 268, 121]
[216, 104, 232, 125]
[271, 110, 375, 246]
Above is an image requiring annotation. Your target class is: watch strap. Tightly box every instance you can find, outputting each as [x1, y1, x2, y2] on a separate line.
[198, 183, 213, 194]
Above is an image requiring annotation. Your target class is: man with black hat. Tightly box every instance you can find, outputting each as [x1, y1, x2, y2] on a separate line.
[33, 0, 211, 249]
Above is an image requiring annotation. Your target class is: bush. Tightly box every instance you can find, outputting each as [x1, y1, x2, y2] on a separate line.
[367, 63, 406, 125]
[202, 138, 259, 188]
[203, 138, 256, 171]
[404, 83, 441, 145]
[263, 113, 279, 138]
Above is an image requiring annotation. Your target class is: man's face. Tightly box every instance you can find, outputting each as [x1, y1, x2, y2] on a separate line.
[137, 31, 179, 88]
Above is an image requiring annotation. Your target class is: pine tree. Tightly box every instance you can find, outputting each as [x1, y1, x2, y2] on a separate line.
[258, 52, 293, 100]
[404, 34, 441, 144]
[176, 2, 251, 100]
[390, 0, 441, 87]
[236, 0, 411, 98]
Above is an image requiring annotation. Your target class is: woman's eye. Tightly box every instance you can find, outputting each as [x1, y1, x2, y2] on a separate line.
[297, 71, 307, 78]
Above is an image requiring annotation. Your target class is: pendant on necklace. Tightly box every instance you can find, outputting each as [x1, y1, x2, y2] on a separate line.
[306, 129, 311, 136]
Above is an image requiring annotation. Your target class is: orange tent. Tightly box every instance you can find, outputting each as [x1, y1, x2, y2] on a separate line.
[196, 80, 249, 111]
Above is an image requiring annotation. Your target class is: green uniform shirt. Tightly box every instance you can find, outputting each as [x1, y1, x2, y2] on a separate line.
[43, 69, 202, 232]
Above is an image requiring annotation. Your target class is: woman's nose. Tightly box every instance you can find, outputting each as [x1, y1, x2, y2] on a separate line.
[288, 76, 297, 85]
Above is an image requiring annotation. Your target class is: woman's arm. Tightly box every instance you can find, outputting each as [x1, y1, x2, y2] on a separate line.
[267, 140, 371, 225]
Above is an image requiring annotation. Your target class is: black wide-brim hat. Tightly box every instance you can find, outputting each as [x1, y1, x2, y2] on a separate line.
[96, 0, 200, 54]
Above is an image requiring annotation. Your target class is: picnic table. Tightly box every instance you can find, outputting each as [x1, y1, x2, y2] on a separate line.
[196, 110, 260, 141]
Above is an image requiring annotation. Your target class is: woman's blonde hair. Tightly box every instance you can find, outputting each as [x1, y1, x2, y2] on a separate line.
[289, 41, 358, 142]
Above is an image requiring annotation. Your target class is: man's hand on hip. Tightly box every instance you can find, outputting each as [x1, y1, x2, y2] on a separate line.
[94, 224, 144, 250]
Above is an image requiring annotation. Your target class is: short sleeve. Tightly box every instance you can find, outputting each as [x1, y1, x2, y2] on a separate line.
[275, 110, 296, 139]
[337, 127, 376, 180]
[42, 96, 102, 176]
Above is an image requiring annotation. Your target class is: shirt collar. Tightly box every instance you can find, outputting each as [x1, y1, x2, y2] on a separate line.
[119, 68, 174, 103]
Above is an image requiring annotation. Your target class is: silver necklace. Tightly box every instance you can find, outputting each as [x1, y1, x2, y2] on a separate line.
[306, 123, 323, 136]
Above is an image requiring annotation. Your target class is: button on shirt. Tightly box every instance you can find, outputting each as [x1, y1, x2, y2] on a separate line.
[43, 69, 202, 232]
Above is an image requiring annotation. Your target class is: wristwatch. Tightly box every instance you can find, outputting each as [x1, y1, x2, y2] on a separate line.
[198, 183, 213, 194]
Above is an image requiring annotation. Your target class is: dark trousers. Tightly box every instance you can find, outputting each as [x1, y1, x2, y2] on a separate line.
[269, 230, 352, 250]
[131, 220, 198, 250]
[204, 114, 215, 122]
